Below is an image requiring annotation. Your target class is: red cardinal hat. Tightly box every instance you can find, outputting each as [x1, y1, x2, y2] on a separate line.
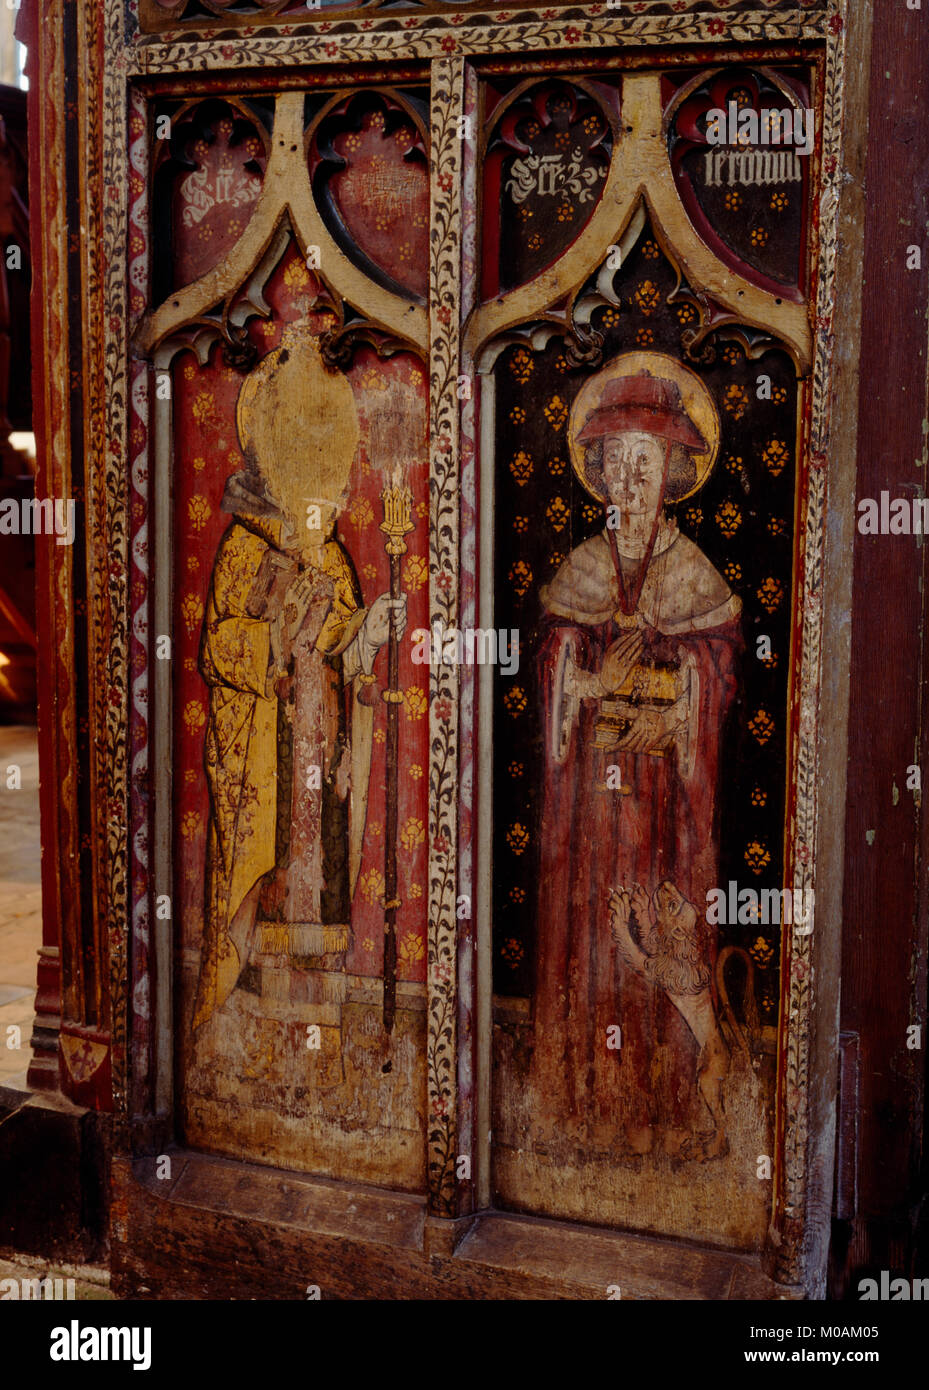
[576, 369, 708, 453]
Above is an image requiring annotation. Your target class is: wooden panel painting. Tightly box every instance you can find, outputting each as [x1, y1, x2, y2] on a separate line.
[153, 87, 432, 1189]
[486, 67, 813, 1248]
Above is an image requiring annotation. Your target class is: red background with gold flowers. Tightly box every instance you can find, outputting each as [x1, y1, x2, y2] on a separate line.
[172, 243, 430, 987]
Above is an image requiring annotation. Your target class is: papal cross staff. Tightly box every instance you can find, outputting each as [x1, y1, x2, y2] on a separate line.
[379, 472, 414, 1032]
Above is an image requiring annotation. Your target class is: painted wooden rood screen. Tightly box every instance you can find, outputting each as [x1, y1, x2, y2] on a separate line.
[24, 0, 866, 1297]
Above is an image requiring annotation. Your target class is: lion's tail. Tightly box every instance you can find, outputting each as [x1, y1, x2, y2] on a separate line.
[715, 945, 761, 1058]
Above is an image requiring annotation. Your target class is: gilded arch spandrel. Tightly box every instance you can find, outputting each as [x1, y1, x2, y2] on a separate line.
[465, 71, 812, 372]
[133, 91, 428, 361]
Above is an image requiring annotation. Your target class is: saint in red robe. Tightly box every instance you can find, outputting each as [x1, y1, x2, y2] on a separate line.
[530, 516, 741, 1157]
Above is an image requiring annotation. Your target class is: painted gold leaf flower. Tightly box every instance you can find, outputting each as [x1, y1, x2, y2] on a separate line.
[510, 886, 526, 904]
[544, 396, 568, 431]
[358, 368, 388, 395]
[757, 576, 783, 613]
[750, 227, 768, 247]
[191, 391, 218, 429]
[634, 279, 661, 316]
[513, 515, 529, 534]
[350, 497, 374, 529]
[750, 937, 775, 968]
[509, 559, 533, 598]
[359, 867, 385, 905]
[751, 786, 768, 807]
[182, 593, 204, 634]
[510, 450, 534, 485]
[403, 686, 428, 720]
[510, 406, 527, 425]
[642, 240, 660, 260]
[508, 761, 524, 777]
[636, 328, 654, 347]
[549, 456, 567, 476]
[400, 817, 426, 851]
[716, 499, 742, 537]
[403, 553, 428, 591]
[770, 191, 789, 212]
[546, 496, 570, 533]
[183, 700, 206, 735]
[745, 840, 771, 875]
[506, 822, 530, 855]
[283, 260, 311, 289]
[409, 883, 423, 900]
[685, 506, 703, 528]
[509, 348, 534, 385]
[188, 495, 211, 532]
[763, 439, 789, 476]
[748, 708, 775, 745]
[676, 303, 697, 325]
[501, 938, 525, 965]
[503, 686, 528, 716]
[180, 810, 201, 840]
[399, 934, 425, 964]
[767, 516, 787, 538]
[723, 384, 749, 420]
[408, 764, 424, 780]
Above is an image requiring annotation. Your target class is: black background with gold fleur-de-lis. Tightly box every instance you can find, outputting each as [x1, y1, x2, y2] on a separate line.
[492, 217, 798, 1024]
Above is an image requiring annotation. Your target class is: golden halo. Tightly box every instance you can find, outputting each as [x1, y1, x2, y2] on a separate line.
[568, 350, 720, 504]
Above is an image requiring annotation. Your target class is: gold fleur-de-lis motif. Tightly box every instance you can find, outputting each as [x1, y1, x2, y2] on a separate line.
[757, 576, 783, 613]
[745, 840, 771, 875]
[546, 497, 570, 532]
[634, 279, 661, 316]
[509, 348, 534, 385]
[509, 560, 533, 598]
[748, 709, 775, 745]
[723, 384, 749, 419]
[506, 822, 530, 855]
[716, 499, 742, 537]
[763, 439, 789, 476]
[750, 937, 775, 968]
[544, 395, 568, 431]
[510, 450, 534, 485]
